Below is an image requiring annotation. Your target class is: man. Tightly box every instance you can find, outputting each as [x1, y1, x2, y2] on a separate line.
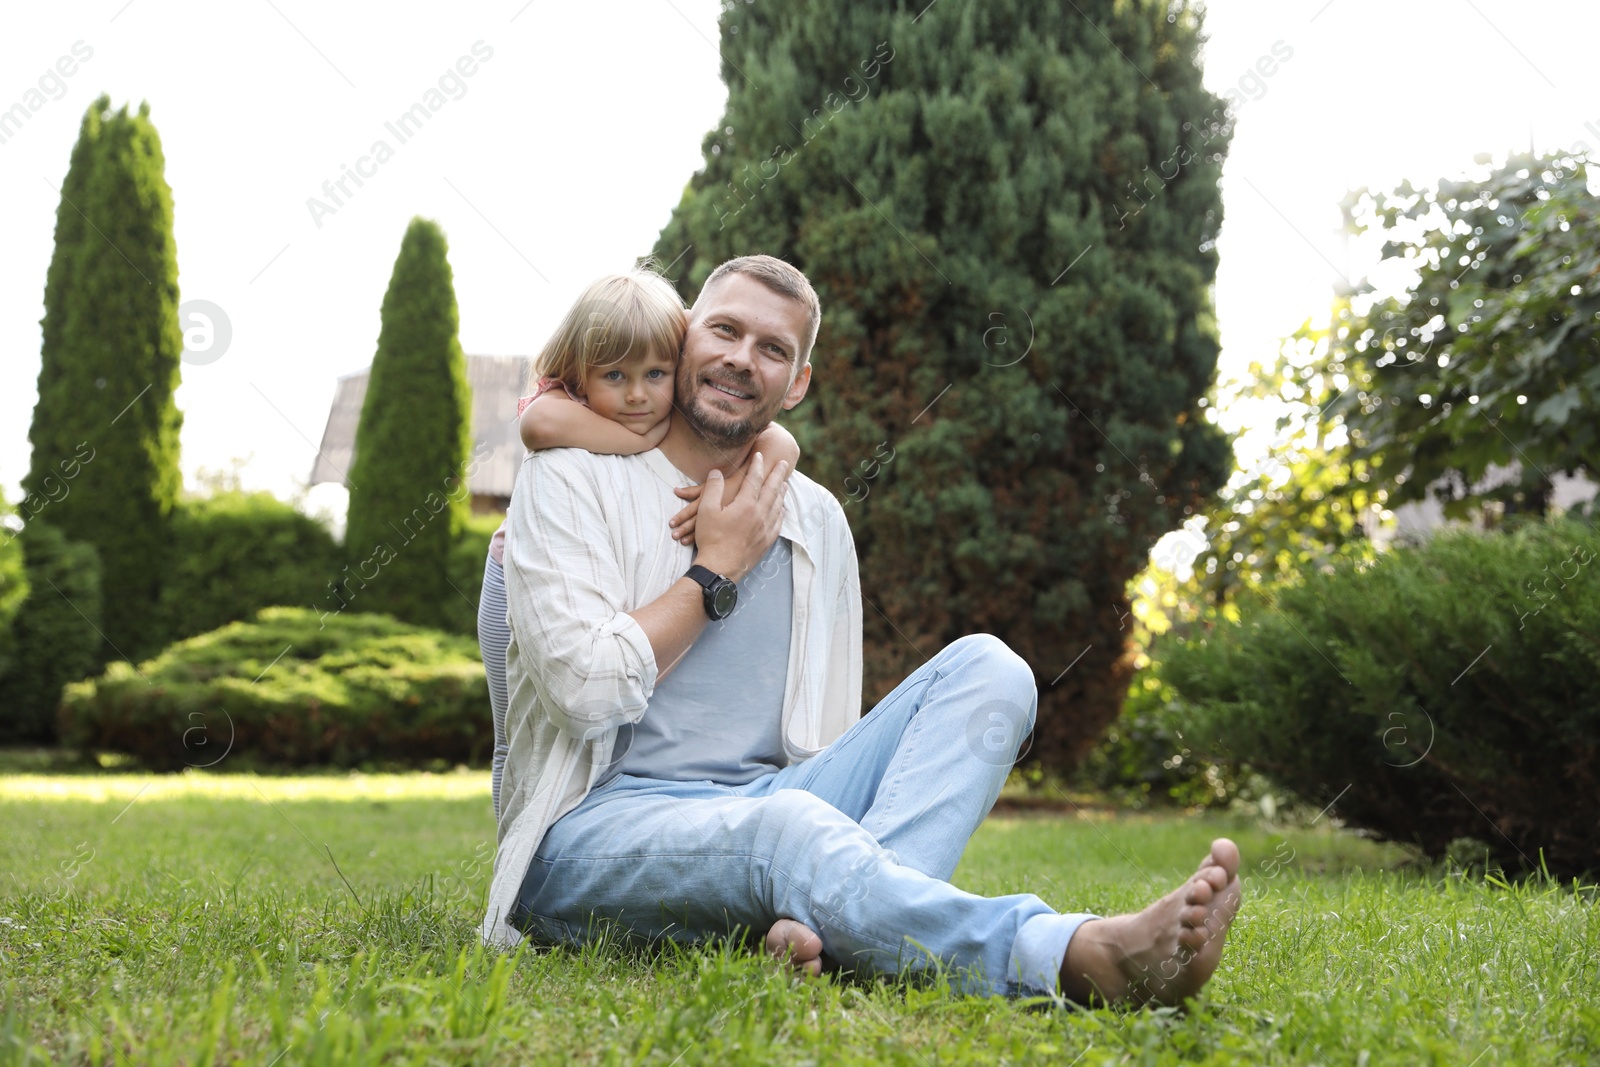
[482, 254, 1242, 1003]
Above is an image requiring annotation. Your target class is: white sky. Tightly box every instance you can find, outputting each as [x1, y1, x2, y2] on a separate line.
[3, 0, 1596, 529]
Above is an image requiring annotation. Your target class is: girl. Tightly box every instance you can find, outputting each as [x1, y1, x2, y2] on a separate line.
[480, 268, 800, 817]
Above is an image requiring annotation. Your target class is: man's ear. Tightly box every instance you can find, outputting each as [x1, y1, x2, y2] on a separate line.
[782, 360, 812, 410]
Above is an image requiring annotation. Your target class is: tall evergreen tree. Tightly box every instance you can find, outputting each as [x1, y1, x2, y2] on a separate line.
[653, 0, 1233, 768]
[343, 218, 473, 629]
[21, 96, 183, 663]
[31, 100, 101, 453]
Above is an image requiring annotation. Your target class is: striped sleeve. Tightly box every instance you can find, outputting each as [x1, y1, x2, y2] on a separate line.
[502, 451, 658, 739]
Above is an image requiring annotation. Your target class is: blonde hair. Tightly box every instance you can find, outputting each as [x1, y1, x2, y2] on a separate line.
[530, 269, 687, 390]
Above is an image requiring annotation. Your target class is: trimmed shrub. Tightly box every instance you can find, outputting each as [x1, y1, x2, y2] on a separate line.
[439, 512, 502, 638]
[60, 607, 489, 770]
[156, 491, 341, 646]
[1165, 518, 1600, 876]
[1071, 663, 1242, 810]
[0, 523, 103, 744]
[0, 516, 25, 685]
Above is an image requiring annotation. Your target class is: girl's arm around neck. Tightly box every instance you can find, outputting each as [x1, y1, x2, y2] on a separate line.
[520, 391, 668, 455]
[722, 422, 800, 498]
[751, 422, 801, 471]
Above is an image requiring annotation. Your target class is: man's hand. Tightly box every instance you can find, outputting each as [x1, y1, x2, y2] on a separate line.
[628, 453, 789, 681]
[691, 452, 790, 582]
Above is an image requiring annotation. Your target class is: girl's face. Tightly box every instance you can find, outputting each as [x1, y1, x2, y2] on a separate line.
[577, 344, 677, 434]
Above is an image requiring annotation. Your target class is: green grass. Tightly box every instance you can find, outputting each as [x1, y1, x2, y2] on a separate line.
[1, 771, 1595, 1065]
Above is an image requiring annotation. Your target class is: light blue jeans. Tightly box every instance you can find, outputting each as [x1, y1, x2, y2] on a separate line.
[513, 634, 1094, 998]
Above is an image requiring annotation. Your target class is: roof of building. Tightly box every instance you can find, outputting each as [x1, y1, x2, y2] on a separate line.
[310, 354, 532, 499]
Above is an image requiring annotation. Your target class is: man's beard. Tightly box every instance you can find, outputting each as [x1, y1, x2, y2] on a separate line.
[675, 363, 774, 447]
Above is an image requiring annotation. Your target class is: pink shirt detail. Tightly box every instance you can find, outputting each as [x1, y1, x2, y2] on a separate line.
[518, 375, 583, 415]
[491, 377, 586, 565]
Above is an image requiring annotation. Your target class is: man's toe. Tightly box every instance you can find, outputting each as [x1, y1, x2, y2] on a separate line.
[1209, 838, 1241, 881]
[765, 918, 824, 971]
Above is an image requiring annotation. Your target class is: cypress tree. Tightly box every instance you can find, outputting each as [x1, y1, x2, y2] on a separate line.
[31, 99, 102, 459]
[343, 218, 473, 629]
[20, 97, 183, 663]
[652, 0, 1232, 769]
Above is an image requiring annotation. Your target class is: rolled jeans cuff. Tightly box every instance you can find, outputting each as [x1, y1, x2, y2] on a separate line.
[1008, 911, 1098, 998]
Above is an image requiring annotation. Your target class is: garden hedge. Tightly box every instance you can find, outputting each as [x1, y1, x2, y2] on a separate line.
[156, 491, 342, 647]
[0, 523, 103, 744]
[1164, 517, 1600, 876]
[0, 514, 25, 685]
[61, 607, 490, 770]
[440, 511, 502, 638]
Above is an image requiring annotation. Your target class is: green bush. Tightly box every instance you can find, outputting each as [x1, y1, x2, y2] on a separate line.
[440, 512, 501, 637]
[1071, 662, 1242, 810]
[1165, 518, 1600, 876]
[156, 491, 342, 646]
[0, 523, 103, 744]
[0, 514, 26, 684]
[61, 607, 490, 770]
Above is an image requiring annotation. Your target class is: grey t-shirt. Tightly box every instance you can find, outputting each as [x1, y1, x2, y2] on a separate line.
[609, 537, 793, 786]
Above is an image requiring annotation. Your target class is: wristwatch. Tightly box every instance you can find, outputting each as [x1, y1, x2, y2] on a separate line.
[685, 564, 738, 620]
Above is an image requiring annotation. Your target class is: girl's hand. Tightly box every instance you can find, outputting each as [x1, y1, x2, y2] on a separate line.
[642, 415, 671, 450]
[669, 483, 701, 545]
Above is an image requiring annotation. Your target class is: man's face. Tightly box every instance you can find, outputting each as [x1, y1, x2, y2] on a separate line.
[676, 272, 812, 446]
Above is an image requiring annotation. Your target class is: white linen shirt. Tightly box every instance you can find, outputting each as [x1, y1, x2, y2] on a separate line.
[480, 446, 864, 948]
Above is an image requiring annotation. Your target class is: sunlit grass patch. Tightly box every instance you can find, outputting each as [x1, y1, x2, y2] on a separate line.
[0, 767, 489, 806]
[2, 774, 1595, 1065]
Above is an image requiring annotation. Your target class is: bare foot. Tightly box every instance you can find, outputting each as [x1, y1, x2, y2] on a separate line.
[1059, 838, 1243, 1006]
[764, 918, 824, 978]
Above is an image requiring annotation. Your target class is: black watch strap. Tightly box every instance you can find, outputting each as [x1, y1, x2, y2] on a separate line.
[685, 564, 738, 620]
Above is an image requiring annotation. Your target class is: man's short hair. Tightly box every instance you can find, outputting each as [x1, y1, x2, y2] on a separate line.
[696, 254, 822, 364]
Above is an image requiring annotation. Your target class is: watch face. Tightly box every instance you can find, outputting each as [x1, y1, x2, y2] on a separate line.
[712, 581, 738, 619]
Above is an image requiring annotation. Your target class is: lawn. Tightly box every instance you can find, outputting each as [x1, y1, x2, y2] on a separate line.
[1, 770, 1595, 1065]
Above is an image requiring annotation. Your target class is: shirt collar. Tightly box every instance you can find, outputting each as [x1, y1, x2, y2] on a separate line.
[639, 448, 814, 553]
